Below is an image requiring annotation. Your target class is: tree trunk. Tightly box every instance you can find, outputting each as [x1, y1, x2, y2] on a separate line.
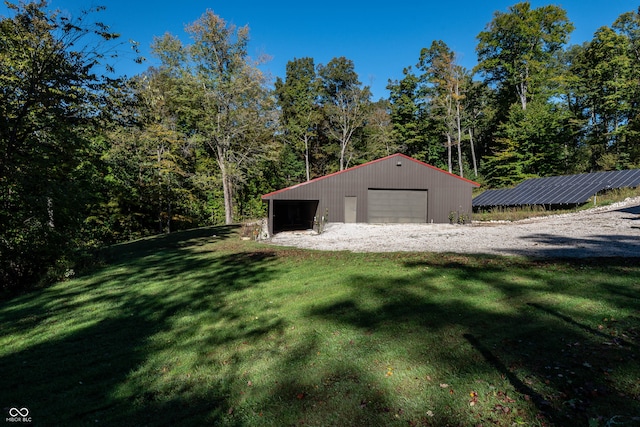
[47, 197, 54, 229]
[469, 128, 478, 177]
[456, 94, 464, 178]
[340, 142, 347, 171]
[166, 199, 172, 233]
[304, 134, 310, 181]
[447, 133, 452, 173]
[220, 165, 234, 225]
[216, 144, 234, 225]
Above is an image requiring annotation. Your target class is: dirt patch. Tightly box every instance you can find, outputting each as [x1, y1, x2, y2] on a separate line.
[267, 197, 640, 258]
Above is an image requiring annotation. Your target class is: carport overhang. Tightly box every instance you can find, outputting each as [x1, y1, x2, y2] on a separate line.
[264, 199, 319, 235]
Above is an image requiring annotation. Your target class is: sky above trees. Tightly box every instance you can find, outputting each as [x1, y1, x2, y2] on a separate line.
[0, 1, 635, 99]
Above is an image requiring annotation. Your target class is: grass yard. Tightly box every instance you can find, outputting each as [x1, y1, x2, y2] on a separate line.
[1, 226, 639, 426]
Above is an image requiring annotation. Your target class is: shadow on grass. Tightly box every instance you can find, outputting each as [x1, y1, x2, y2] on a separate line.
[101, 225, 240, 263]
[0, 226, 281, 426]
[307, 256, 640, 426]
[2, 233, 640, 426]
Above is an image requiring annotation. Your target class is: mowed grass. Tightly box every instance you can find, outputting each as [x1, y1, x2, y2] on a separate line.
[1, 226, 639, 426]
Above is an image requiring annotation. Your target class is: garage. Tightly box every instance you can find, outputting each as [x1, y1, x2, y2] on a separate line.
[262, 153, 479, 235]
[368, 189, 428, 223]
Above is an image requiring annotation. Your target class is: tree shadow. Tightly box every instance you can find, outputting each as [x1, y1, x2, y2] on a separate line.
[3, 234, 640, 426]
[307, 256, 640, 426]
[0, 228, 281, 426]
[505, 233, 640, 258]
[101, 225, 240, 263]
[618, 204, 640, 217]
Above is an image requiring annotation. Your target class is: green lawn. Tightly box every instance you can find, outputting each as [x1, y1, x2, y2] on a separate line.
[1, 226, 639, 426]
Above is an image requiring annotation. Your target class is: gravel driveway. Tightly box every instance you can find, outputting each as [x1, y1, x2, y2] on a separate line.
[268, 197, 640, 258]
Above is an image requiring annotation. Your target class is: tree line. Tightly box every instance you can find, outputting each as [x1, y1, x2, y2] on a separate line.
[2, 1, 640, 290]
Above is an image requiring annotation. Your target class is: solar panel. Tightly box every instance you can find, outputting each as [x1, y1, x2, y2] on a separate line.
[473, 169, 640, 208]
[472, 189, 514, 207]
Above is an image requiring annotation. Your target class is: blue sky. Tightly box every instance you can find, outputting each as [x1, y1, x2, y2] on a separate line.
[1, 1, 637, 99]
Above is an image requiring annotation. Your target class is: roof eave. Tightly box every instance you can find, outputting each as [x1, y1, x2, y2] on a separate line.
[261, 153, 480, 200]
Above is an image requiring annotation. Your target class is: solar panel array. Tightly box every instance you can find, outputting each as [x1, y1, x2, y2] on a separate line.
[473, 169, 640, 208]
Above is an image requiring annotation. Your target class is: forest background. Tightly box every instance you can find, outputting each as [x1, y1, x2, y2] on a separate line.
[2, 0, 640, 291]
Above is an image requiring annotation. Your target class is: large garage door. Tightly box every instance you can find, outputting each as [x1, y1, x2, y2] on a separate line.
[367, 189, 427, 223]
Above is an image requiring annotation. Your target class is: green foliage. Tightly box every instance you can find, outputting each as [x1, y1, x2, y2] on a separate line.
[362, 99, 399, 159]
[0, 2, 123, 290]
[274, 57, 321, 181]
[317, 57, 372, 171]
[475, 1, 574, 112]
[150, 11, 278, 225]
[273, 143, 306, 188]
[388, 67, 448, 168]
[474, 2, 579, 188]
[387, 69, 424, 149]
[483, 100, 574, 187]
[417, 40, 473, 176]
[7, 1, 640, 293]
[570, 11, 640, 171]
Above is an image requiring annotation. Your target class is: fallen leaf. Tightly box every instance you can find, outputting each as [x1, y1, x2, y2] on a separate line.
[440, 383, 449, 388]
[469, 391, 479, 406]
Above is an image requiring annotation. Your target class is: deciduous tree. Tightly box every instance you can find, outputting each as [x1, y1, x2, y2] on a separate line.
[476, 1, 574, 112]
[0, 1, 127, 289]
[317, 57, 371, 171]
[151, 11, 278, 225]
[418, 40, 470, 177]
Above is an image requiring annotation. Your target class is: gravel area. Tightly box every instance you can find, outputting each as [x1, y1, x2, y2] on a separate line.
[268, 197, 640, 258]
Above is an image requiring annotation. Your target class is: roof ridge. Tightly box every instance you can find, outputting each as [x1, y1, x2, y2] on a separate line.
[262, 154, 479, 199]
